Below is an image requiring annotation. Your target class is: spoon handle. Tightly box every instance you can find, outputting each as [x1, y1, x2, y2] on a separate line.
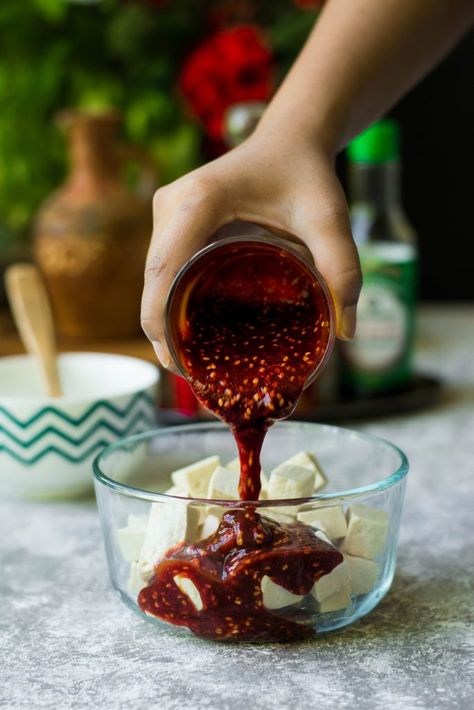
[5, 263, 62, 397]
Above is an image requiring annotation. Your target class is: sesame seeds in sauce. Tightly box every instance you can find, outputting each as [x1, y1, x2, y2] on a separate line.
[141, 241, 336, 641]
[166, 240, 332, 500]
[138, 509, 342, 642]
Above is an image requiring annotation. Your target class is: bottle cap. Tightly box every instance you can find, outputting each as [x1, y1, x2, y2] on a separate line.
[348, 119, 400, 163]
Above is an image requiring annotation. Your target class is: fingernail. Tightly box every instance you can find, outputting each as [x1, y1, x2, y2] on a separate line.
[340, 305, 357, 341]
[152, 341, 171, 369]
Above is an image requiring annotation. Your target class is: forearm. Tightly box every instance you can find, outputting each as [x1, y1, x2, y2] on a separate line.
[259, 0, 474, 153]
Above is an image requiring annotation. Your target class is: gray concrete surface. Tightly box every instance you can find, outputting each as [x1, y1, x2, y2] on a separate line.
[1, 305, 473, 709]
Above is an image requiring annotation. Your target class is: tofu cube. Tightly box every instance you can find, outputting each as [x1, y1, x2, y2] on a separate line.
[258, 471, 269, 500]
[189, 502, 208, 526]
[117, 519, 148, 562]
[207, 466, 240, 500]
[139, 502, 200, 578]
[171, 455, 220, 497]
[127, 562, 147, 597]
[225, 457, 240, 472]
[261, 576, 304, 610]
[127, 513, 148, 527]
[280, 451, 328, 492]
[345, 554, 379, 595]
[311, 559, 351, 602]
[163, 485, 188, 497]
[174, 575, 203, 611]
[260, 509, 295, 525]
[297, 505, 347, 540]
[267, 464, 315, 500]
[340, 504, 389, 559]
[314, 583, 352, 613]
[313, 527, 332, 545]
[198, 513, 221, 540]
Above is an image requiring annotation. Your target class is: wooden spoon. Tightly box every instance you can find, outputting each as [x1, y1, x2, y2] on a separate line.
[5, 263, 62, 397]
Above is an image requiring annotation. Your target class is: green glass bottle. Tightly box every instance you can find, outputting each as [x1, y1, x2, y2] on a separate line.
[341, 119, 418, 394]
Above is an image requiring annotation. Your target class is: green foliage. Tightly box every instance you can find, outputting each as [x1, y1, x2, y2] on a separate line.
[0, 0, 316, 245]
[271, 9, 317, 78]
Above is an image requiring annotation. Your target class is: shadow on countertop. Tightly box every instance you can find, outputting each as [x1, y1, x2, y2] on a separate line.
[313, 567, 474, 649]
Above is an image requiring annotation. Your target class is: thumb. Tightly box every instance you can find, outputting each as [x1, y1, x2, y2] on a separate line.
[294, 188, 362, 340]
[141, 182, 227, 368]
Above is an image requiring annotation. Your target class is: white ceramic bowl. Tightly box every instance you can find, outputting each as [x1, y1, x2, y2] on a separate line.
[0, 352, 159, 499]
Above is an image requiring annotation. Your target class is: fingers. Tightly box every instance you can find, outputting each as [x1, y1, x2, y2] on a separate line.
[292, 180, 362, 340]
[142, 142, 362, 376]
[141, 176, 229, 368]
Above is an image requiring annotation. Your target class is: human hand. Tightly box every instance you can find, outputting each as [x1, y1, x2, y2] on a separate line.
[141, 131, 361, 369]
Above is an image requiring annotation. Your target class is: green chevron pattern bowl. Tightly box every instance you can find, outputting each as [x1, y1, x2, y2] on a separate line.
[0, 352, 159, 499]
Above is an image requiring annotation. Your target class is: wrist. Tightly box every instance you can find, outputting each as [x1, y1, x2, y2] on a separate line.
[254, 106, 341, 160]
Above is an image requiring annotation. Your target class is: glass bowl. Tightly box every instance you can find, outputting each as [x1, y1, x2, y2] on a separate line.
[93, 422, 408, 643]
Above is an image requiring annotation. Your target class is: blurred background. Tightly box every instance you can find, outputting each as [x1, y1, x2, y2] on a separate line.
[1, 0, 472, 296]
[0, 0, 472, 415]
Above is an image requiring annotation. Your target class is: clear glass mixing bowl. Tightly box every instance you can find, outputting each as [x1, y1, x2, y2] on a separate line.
[93, 421, 408, 643]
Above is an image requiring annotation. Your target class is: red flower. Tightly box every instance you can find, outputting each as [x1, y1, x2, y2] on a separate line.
[179, 25, 273, 141]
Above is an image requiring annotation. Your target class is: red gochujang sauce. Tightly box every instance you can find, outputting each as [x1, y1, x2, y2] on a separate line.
[138, 509, 342, 642]
[139, 240, 338, 642]
[167, 240, 333, 499]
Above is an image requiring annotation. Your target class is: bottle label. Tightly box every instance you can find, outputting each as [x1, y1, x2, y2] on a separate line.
[342, 242, 417, 393]
[348, 284, 407, 371]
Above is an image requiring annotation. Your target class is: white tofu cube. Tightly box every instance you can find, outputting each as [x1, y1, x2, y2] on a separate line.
[345, 554, 379, 595]
[139, 502, 200, 577]
[313, 527, 332, 545]
[297, 505, 347, 540]
[190, 502, 209, 525]
[127, 562, 147, 597]
[163, 485, 188, 497]
[171, 455, 220, 497]
[127, 513, 148, 527]
[315, 583, 352, 613]
[207, 466, 240, 500]
[258, 471, 269, 500]
[280, 451, 327, 492]
[267, 464, 315, 500]
[340, 504, 389, 559]
[226, 457, 240, 472]
[117, 521, 148, 562]
[205, 503, 226, 518]
[311, 559, 351, 601]
[264, 503, 301, 517]
[198, 513, 221, 540]
[260, 509, 295, 525]
[261, 576, 304, 610]
[174, 575, 203, 611]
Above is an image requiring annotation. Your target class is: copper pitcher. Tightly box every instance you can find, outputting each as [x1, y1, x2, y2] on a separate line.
[33, 110, 156, 338]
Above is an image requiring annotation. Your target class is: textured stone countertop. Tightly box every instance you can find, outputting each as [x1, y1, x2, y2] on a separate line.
[2, 304, 473, 710]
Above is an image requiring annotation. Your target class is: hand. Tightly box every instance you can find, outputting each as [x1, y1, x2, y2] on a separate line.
[141, 131, 362, 369]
